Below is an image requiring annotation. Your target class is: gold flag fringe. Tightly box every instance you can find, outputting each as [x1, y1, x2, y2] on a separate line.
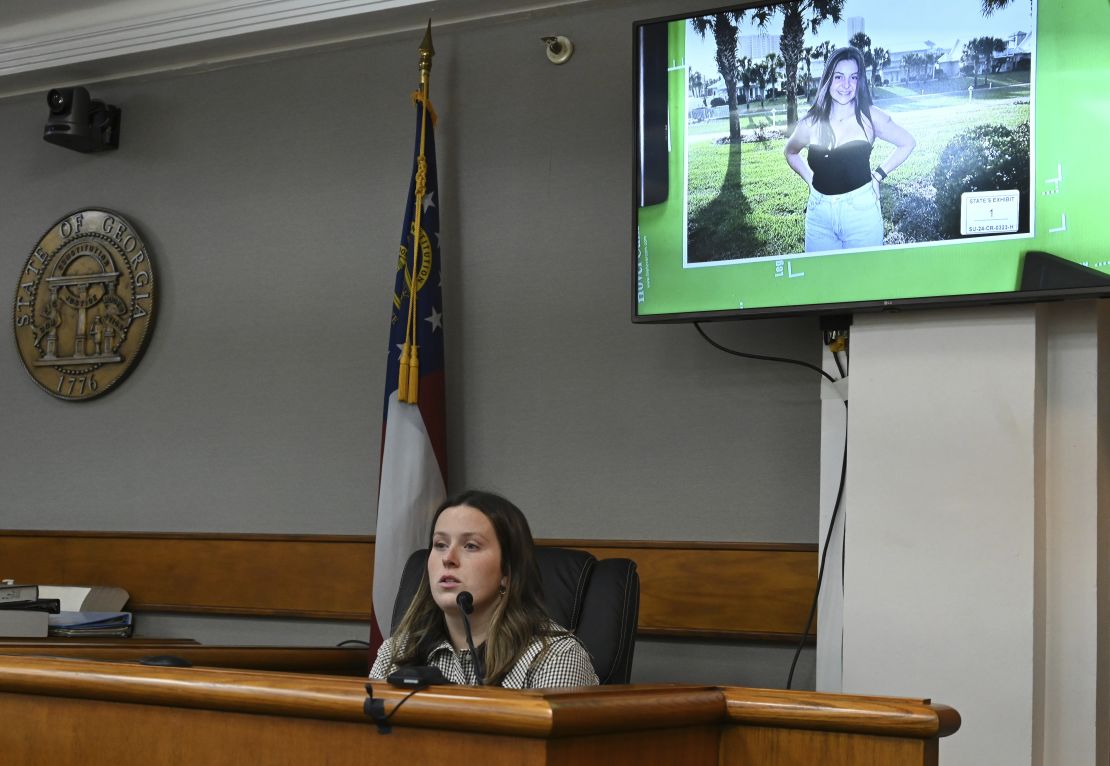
[407, 347, 420, 402]
[397, 33, 435, 405]
[398, 342, 411, 401]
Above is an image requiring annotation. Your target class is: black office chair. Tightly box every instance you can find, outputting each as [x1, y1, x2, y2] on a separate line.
[391, 547, 640, 684]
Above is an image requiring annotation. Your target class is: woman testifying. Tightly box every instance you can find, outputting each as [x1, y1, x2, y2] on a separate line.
[784, 46, 915, 252]
[370, 490, 598, 688]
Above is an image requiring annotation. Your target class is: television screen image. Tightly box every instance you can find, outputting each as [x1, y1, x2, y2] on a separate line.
[634, 0, 1110, 321]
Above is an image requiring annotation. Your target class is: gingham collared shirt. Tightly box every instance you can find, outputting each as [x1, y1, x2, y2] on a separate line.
[370, 623, 598, 688]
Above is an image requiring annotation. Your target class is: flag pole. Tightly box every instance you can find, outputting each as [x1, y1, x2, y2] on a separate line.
[399, 21, 435, 404]
[370, 19, 446, 657]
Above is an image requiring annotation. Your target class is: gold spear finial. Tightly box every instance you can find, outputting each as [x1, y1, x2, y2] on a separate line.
[418, 19, 435, 85]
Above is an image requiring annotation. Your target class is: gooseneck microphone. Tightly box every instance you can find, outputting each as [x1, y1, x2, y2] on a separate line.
[455, 591, 486, 686]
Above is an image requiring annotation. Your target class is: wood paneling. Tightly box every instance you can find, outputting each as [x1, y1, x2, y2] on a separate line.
[0, 657, 959, 766]
[552, 540, 817, 640]
[722, 727, 938, 766]
[0, 531, 374, 619]
[0, 531, 816, 641]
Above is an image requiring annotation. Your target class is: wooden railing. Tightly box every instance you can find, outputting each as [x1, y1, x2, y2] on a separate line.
[0, 531, 817, 641]
[0, 654, 960, 766]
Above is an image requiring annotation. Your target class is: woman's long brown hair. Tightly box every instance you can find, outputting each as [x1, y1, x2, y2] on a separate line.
[392, 490, 562, 684]
[806, 46, 875, 148]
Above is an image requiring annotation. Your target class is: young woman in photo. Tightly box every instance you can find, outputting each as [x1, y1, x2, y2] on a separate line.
[784, 46, 916, 252]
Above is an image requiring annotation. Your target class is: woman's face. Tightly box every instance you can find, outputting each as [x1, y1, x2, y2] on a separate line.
[428, 504, 506, 618]
[829, 57, 860, 106]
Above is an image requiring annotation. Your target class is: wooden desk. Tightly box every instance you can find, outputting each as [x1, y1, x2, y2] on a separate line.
[0, 655, 958, 765]
[722, 686, 960, 765]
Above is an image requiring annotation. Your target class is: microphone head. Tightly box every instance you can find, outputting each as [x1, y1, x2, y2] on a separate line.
[456, 591, 474, 614]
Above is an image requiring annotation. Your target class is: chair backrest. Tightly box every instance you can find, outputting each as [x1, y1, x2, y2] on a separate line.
[391, 546, 639, 684]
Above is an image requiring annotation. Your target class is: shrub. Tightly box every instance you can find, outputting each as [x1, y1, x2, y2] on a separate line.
[886, 181, 941, 244]
[932, 122, 1030, 238]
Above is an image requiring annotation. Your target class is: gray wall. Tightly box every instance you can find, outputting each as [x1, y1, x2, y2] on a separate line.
[0, 0, 819, 686]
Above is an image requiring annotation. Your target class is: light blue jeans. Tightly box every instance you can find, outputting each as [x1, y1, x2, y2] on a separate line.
[804, 183, 884, 252]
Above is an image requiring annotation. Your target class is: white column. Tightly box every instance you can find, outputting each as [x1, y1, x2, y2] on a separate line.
[816, 343, 848, 693]
[1038, 300, 1109, 765]
[823, 302, 1109, 766]
[843, 305, 1038, 766]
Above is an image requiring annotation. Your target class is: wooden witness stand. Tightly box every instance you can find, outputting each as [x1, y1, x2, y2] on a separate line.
[0, 654, 959, 765]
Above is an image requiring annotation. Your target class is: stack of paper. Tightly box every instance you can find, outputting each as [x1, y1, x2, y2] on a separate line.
[0, 582, 132, 638]
[38, 585, 129, 612]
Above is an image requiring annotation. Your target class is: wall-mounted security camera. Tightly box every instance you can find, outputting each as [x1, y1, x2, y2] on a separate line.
[43, 87, 121, 153]
[541, 35, 574, 65]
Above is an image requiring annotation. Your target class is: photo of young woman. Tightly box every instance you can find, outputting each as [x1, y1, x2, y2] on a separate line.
[784, 46, 916, 252]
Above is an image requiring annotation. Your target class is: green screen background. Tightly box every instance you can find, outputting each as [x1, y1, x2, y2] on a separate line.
[636, 1, 1108, 319]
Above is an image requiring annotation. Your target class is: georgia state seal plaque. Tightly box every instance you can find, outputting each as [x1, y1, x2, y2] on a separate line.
[13, 209, 155, 401]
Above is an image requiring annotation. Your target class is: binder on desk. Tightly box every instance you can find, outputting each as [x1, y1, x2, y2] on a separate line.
[0, 583, 38, 605]
[48, 611, 133, 638]
[0, 599, 60, 613]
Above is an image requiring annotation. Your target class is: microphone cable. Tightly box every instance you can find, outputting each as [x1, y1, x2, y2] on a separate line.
[365, 684, 422, 734]
[694, 322, 838, 384]
[692, 320, 848, 690]
[786, 417, 846, 690]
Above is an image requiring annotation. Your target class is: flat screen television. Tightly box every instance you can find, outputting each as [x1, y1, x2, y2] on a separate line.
[633, 0, 1110, 322]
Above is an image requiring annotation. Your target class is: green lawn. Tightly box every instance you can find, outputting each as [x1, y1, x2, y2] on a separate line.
[686, 97, 1031, 260]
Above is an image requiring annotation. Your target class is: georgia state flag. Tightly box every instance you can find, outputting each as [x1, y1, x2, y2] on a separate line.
[371, 93, 447, 650]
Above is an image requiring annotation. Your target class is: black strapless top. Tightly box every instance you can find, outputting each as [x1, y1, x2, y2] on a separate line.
[807, 140, 873, 195]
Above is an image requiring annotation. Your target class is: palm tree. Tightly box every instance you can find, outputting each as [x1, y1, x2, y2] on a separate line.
[764, 52, 782, 99]
[801, 45, 815, 99]
[686, 20, 761, 261]
[691, 12, 748, 142]
[922, 51, 941, 82]
[804, 42, 835, 102]
[737, 56, 755, 108]
[813, 40, 835, 64]
[871, 46, 890, 88]
[688, 71, 705, 99]
[903, 52, 922, 84]
[962, 36, 1007, 87]
[848, 32, 875, 84]
[981, 0, 1032, 15]
[752, 0, 846, 130]
[753, 61, 770, 108]
[848, 32, 871, 54]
